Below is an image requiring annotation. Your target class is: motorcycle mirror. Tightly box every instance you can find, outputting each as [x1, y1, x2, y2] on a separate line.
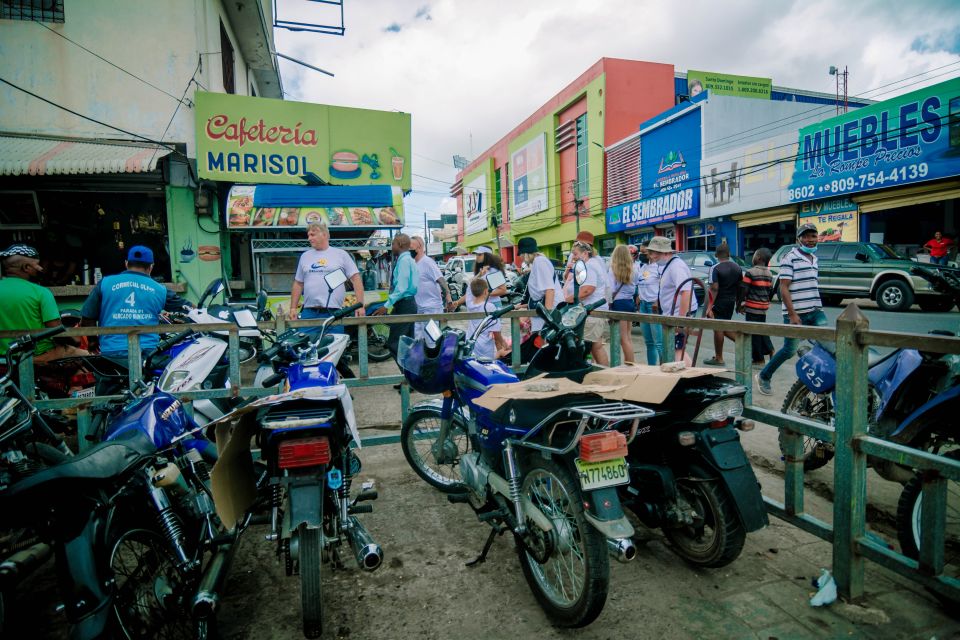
[256, 290, 268, 315]
[485, 270, 506, 291]
[573, 260, 588, 286]
[324, 268, 349, 290]
[424, 320, 442, 342]
[198, 278, 225, 308]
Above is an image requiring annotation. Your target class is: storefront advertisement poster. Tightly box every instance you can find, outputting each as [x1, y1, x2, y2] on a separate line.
[463, 173, 488, 235]
[511, 133, 549, 219]
[788, 78, 960, 204]
[225, 186, 403, 229]
[798, 198, 858, 242]
[196, 92, 411, 190]
[687, 70, 771, 100]
[606, 107, 701, 233]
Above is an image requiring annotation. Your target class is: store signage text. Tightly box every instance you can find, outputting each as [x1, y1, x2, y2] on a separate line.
[205, 115, 319, 149]
[617, 189, 695, 225]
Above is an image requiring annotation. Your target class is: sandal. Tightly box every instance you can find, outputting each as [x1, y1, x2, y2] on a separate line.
[703, 357, 725, 366]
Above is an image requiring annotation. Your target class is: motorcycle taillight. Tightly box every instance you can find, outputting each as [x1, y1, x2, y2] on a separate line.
[579, 431, 627, 462]
[70, 371, 96, 388]
[278, 436, 331, 469]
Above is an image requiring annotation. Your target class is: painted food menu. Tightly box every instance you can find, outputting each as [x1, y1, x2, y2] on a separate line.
[225, 186, 404, 229]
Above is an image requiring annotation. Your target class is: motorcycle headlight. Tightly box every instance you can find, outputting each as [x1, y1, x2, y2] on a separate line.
[158, 369, 190, 391]
[691, 398, 744, 424]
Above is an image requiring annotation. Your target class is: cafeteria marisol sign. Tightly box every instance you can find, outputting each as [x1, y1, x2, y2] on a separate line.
[195, 92, 412, 189]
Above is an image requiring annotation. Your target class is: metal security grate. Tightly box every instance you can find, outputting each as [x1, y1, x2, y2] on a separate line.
[2, 0, 64, 22]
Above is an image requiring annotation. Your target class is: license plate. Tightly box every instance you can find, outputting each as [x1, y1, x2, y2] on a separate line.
[575, 457, 629, 491]
[72, 387, 96, 399]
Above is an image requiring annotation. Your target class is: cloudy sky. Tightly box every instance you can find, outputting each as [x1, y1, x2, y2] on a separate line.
[274, 0, 960, 236]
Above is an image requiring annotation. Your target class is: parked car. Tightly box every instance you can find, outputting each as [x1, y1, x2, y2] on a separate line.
[674, 251, 747, 305]
[769, 241, 957, 312]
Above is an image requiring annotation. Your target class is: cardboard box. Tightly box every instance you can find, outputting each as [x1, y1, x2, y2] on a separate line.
[583, 364, 727, 405]
[473, 373, 624, 412]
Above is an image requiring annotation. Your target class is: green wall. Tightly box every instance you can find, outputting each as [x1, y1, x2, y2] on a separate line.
[165, 185, 222, 302]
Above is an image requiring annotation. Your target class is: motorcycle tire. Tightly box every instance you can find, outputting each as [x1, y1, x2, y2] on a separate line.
[515, 457, 609, 628]
[896, 450, 959, 613]
[779, 380, 836, 472]
[664, 466, 746, 568]
[366, 324, 392, 363]
[298, 524, 324, 639]
[400, 408, 470, 492]
[109, 527, 194, 640]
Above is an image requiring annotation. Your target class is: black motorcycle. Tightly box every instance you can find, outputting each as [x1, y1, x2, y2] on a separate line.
[911, 264, 960, 312]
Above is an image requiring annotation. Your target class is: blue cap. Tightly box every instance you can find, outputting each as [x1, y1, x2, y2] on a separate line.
[127, 245, 154, 263]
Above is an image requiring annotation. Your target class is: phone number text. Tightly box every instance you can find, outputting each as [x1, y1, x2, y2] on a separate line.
[789, 163, 930, 201]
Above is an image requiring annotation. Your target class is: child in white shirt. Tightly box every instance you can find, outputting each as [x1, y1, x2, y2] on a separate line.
[466, 277, 500, 360]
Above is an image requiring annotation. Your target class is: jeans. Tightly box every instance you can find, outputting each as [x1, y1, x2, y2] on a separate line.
[759, 308, 828, 382]
[638, 300, 663, 366]
[299, 307, 345, 334]
[931, 255, 948, 266]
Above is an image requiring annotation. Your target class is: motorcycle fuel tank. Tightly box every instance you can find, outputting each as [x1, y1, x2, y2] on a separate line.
[105, 391, 197, 449]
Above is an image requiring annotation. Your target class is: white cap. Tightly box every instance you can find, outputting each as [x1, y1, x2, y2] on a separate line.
[473, 246, 493, 255]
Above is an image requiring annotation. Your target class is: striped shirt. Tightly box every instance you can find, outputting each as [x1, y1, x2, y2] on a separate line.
[741, 265, 774, 312]
[779, 247, 820, 315]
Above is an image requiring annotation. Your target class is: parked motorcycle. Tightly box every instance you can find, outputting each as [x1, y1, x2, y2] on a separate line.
[780, 335, 960, 479]
[246, 267, 383, 638]
[911, 264, 960, 312]
[399, 264, 653, 627]
[1, 329, 230, 639]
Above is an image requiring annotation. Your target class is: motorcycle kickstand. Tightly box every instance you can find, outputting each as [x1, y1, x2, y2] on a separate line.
[466, 526, 505, 568]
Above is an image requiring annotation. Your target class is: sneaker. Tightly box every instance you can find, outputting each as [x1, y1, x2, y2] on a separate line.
[703, 357, 725, 366]
[755, 373, 772, 396]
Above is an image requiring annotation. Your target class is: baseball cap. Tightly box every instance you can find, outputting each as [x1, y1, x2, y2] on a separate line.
[796, 223, 818, 238]
[127, 245, 154, 263]
[0, 244, 40, 259]
[473, 246, 493, 255]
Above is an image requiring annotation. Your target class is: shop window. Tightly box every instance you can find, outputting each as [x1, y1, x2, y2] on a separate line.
[575, 114, 588, 202]
[220, 21, 236, 94]
[494, 168, 502, 220]
[1, 0, 64, 22]
[0, 191, 42, 229]
[685, 223, 717, 252]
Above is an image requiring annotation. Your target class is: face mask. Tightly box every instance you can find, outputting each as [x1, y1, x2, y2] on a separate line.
[799, 244, 818, 255]
[638, 254, 649, 264]
[409, 249, 417, 258]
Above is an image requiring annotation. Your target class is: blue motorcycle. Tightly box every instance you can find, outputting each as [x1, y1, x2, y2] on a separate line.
[399, 265, 653, 628]
[780, 332, 960, 477]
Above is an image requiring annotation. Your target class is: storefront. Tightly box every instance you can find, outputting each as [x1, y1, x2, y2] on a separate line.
[0, 134, 208, 305]
[194, 91, 412, 307]
[854, 181, 959, 259]
[733, 208, 797, 258]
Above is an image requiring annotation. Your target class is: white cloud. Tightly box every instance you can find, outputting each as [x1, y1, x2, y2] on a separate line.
[275, 0, 960, 216]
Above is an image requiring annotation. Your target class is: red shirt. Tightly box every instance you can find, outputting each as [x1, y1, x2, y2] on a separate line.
[924, 237, 954, 258]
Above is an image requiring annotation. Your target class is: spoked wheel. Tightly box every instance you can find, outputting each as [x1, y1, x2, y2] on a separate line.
[664, 470, 746, 568]
[109, 528, 193, 640]
[401, 409, 470, 492]
[896, 450, 960, 611]
[779, 380, 836, 471]
[367, 324, 392, 362]
[515, 457, 609, 628]
[298, 524, 324, 639]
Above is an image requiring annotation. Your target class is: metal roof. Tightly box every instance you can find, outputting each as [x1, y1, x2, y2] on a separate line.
[0, 135, 172, 176]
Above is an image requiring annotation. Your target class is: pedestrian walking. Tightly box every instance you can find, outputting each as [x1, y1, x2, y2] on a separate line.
[755, 223, 827, 396]
[703, 243, 741, 366]
[371, 234, 418, 360]
[739, 247, 775, 367]
[635, 242, 663, 365]
[923, 231, 954, 266]
[646, 235, 697, 366]
[410, 235, 452, 339]
[566, 238, 609, 366]
[607, 244, 639, 364]
[288, 222, 366, 332]
[516, 236, 561, 362]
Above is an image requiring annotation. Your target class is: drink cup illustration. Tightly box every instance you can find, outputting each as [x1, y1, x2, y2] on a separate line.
[390, 147, 404, 181]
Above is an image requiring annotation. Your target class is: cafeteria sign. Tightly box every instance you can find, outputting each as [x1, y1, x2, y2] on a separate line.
[195, 92, 411, 190]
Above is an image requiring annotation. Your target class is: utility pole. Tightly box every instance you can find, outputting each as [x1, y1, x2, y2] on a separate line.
[829, 65, 849, 115]
[573, 180, 584, 235]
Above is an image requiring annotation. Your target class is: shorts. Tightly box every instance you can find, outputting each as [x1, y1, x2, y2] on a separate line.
[711, 298, 735, 320]
[583, 316, 608, 343]
[610, 298, 637, 313]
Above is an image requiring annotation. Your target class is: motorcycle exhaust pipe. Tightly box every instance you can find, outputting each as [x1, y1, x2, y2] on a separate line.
[0, 542, 52, 588]
[345, 516, 383, 571]
[192, 540, 239, 618]
[607, 537, 637, 564]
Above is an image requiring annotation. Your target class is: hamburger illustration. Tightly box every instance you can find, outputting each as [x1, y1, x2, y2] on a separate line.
[329, 150, 361, 179]
[228, 194, 253, 226]
[198, 245, 221, 262]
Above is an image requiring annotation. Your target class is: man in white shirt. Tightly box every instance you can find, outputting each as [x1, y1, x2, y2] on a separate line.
[646, 235, 696, 365]
[566, 239, 609, 366]
[289, 223, 365, 333]
[410, 235, 452, 339]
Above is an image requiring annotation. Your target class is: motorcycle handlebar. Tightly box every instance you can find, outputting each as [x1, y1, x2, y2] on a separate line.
[563, 332, 577, 353]
[334, 302, 364, 319]
[585, 299, 607, 313]
[491, 303, 515, 320]
[4, 326, 68, 371]
[155, 328, 194, 354]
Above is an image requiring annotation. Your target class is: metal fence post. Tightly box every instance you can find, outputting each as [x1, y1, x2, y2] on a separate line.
[126, 332, 142, 387]
[832, 303, 870, 600]
[510, 315, 521, 370]
[609, 319, 621, 367]
[357, 322, 369, 378]
[734, 328, 751, 406]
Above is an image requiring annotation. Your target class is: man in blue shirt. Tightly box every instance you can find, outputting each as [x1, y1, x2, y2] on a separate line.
[82, 246, 192, 393]
[372, 233, 418, 359]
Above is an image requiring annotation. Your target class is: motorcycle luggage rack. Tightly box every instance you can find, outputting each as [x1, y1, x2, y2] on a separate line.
[510, 402, 654, 456]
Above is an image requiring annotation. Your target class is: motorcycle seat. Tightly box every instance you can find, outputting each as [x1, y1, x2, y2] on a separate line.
[489, 393, 602, 429]
[2, 431, 155, 504]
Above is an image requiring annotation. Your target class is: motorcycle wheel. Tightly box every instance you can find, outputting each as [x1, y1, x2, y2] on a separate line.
[298, 524, 324, 639]
[109, 527, 193, 640]
[664, 468, 746, 568]
[515, 457, 609, 628]
[366, 324, 392, 362]
[896, 450, 960, 611]
[779, 379, 836, 472]
[400, 409, 469, 492]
